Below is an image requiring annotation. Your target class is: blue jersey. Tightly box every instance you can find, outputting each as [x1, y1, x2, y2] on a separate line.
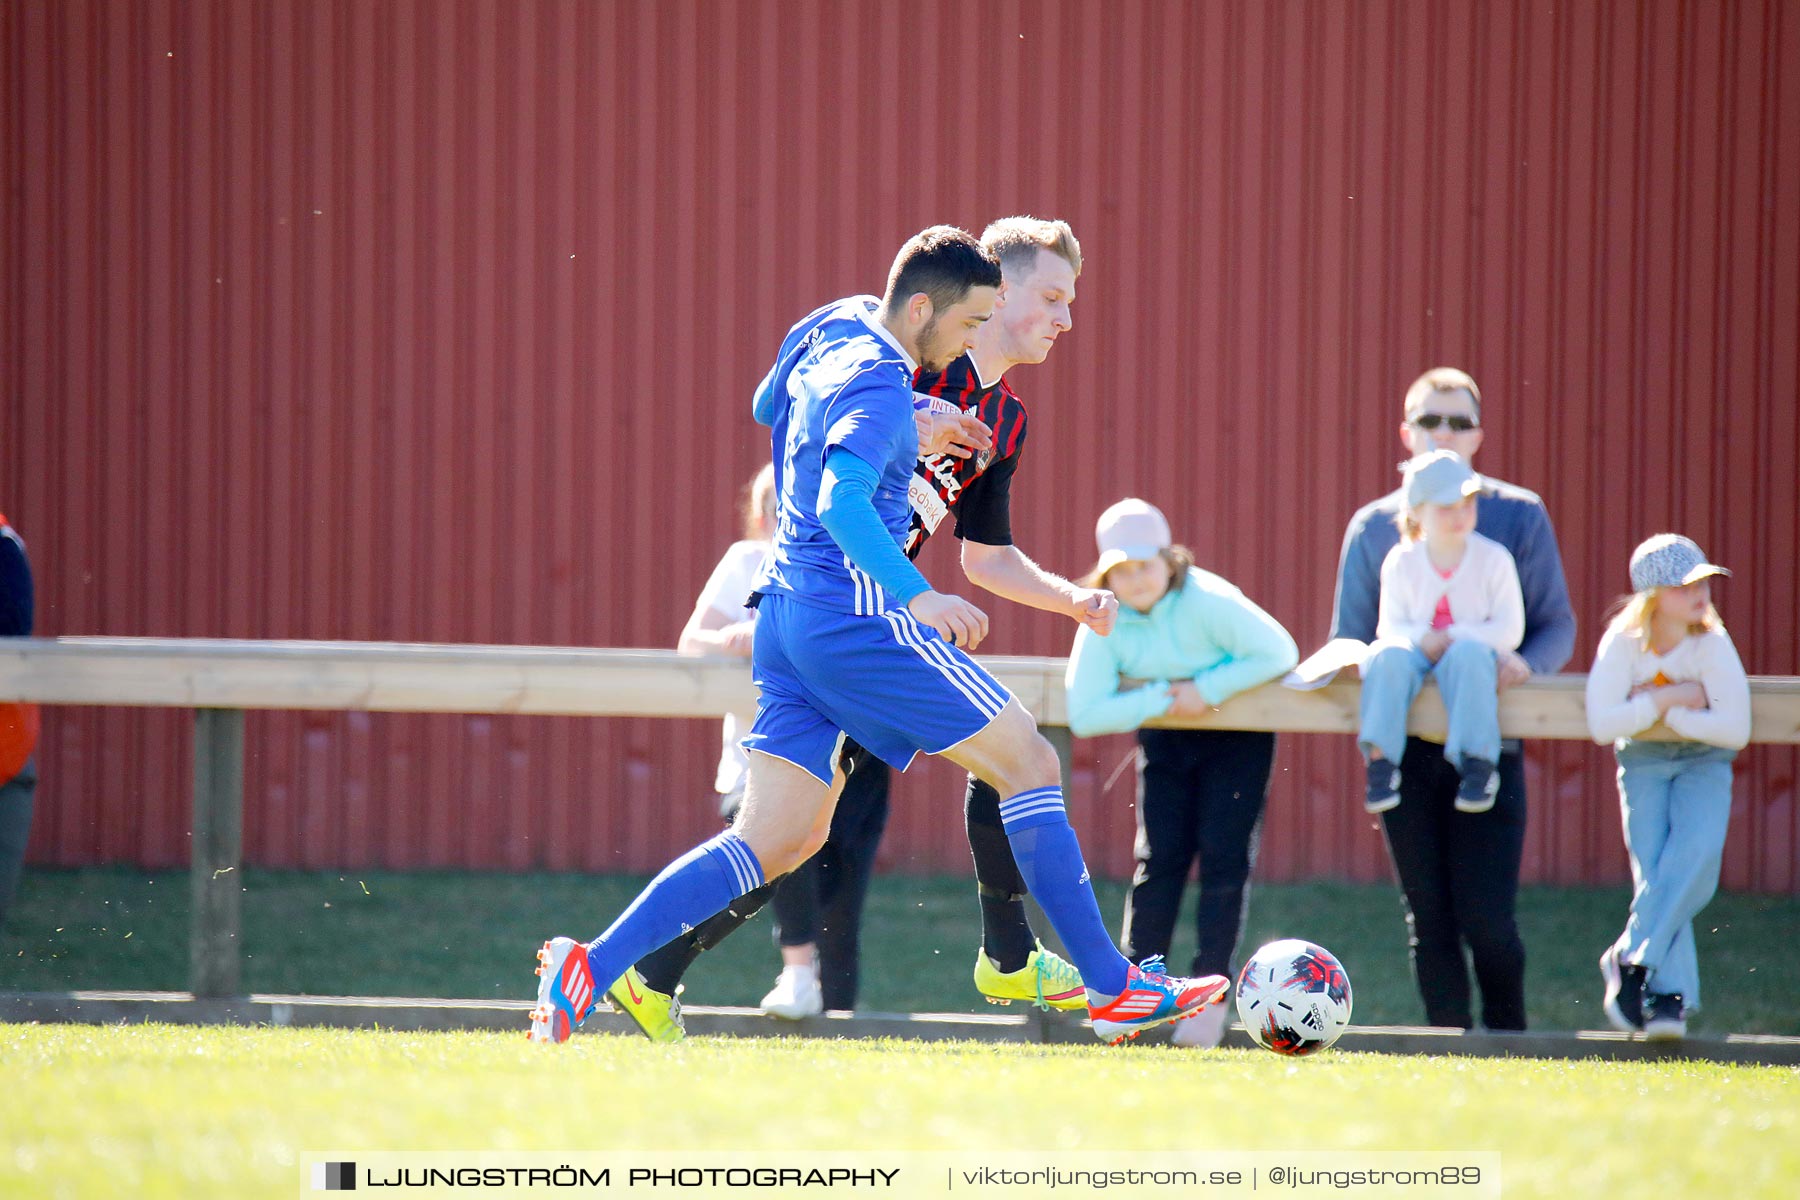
[752, 296, 921, 615]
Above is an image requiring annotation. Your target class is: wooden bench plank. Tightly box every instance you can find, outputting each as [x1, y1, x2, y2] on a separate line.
[0, 637, 1795, 742]
[4, 634, 1794, 999]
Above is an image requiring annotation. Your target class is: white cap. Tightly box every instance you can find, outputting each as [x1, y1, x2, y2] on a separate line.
[1093, 498, 1171, 577]
[1402, 449, 1484, 509]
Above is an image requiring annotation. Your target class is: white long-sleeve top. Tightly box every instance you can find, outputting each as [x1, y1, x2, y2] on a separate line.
[1585, 623, 1752, 749]
[691, 539, 769, 794]
[1375, 531, 1525, 653]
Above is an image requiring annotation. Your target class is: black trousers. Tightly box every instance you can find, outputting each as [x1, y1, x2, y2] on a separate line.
[0, 759, 36, 929]
[766, 756, 890, 1009]
[1119, 729, 1275, 980]
[636, 747, 889, 1010]
[1379, 737, 1528, 1030]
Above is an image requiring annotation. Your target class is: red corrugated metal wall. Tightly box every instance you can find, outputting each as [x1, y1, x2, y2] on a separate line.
[4, 0, 1796, 890]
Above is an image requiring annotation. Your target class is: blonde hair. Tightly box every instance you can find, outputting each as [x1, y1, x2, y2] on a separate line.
[742, 463, 777, 541]
[1606, 588, 1723, 642]
[1393, 499, 1461, 542]
[1080, 545, 1193, 592]
[1403, 366, 1483, 421]
[981, 216, 1083, 281]
[1394, 492, 1478, 542]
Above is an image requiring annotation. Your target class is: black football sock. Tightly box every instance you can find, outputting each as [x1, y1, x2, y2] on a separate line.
[966, 777, 1035, 973]
[977, 884, 1036, 974]
[633, 879, 779, 995]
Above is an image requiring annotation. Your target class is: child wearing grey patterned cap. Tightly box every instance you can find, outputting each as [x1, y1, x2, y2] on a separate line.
[1586, 534, 1751, 1041]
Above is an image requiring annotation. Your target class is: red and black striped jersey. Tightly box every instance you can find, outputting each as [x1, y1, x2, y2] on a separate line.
[904, 353, 1028, 558]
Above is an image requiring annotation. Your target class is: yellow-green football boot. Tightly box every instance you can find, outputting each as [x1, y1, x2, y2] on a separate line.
[605, 966, 686, 1043]
[973, 940, 1086, 1011]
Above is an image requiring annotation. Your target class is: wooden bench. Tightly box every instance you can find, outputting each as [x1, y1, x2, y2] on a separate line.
[4, 636, 1796, 995]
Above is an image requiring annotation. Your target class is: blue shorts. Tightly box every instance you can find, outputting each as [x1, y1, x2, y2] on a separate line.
[741, 593, 1014, 784]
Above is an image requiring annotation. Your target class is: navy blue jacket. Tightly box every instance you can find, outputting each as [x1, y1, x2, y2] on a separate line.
[0, 521, 30, 637]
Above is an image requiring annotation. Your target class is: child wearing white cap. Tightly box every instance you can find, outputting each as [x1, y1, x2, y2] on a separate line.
[1064, 498, 1298, 1047]
[1359, 450, 1525, 814]
[1587, 534, 1751, 1041]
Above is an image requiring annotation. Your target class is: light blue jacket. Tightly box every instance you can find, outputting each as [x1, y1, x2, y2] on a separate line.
[1065, 567, 1299, 737]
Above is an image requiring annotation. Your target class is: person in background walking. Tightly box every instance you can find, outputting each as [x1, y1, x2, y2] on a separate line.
[644, 463, 891, 1031]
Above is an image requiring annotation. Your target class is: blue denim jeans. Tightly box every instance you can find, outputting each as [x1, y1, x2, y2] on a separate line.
[1358, 638, 1500, 769]
[1611, 739, 1736, 1008]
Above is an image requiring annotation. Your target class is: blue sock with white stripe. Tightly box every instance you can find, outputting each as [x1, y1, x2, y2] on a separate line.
[998, 786, 1130, 997]
[583, 831, 764, 990]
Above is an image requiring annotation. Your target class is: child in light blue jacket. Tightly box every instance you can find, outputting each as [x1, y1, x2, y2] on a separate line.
[1066, 499, 1298, 1046]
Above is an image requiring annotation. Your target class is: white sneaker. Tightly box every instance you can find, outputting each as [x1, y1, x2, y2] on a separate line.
[760, 964, 823, 1020]
[1170, 999, 1229, 1048]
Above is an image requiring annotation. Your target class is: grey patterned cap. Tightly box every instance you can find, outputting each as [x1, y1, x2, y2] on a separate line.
[1628, 533, 1730, 592]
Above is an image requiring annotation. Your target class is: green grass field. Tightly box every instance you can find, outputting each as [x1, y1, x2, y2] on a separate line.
[7, 870, 1799, 1198]
[3, 1023, 1796, 1199]
[7, 868, 1799, 1034]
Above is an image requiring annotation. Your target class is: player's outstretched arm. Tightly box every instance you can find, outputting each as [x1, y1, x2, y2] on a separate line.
[961, 541, 1117, 636]
[905, 589, 990, 651]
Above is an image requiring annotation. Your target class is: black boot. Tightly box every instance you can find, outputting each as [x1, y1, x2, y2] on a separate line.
[1643, 992, 1687, 1041]
[1600, 946, 1647, 1032]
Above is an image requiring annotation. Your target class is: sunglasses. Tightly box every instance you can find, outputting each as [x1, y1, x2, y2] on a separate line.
[1411, 413, 1479, 432]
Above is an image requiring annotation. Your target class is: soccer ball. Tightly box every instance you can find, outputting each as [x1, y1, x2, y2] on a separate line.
[1234, 939, 1353, 1055]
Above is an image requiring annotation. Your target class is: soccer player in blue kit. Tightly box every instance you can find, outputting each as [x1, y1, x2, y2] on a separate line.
[608, 218, 1106, 1040]
[531, 226, 1228, 1045]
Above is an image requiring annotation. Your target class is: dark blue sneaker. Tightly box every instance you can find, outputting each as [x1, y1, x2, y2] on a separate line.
[1643, 992, 1687, 1041]
[1364, 759, 1401, 814]
[1455, 757, 1500, 813]
[1599, 946, 1646, 1033]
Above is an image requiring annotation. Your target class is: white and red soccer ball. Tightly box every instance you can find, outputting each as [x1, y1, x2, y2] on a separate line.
[1235, 939, 1353, 1055]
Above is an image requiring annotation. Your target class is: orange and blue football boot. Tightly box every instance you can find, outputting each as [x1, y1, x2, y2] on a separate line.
[1087, 956, 1230, 1045]
[528, 936, 598, 1044]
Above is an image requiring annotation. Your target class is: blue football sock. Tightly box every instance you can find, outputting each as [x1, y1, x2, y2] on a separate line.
[583, 831, 764, 992]
[998, 786, 1130, 996]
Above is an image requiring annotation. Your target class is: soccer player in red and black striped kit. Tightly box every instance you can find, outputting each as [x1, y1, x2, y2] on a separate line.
[609, 217, 1112, 1038]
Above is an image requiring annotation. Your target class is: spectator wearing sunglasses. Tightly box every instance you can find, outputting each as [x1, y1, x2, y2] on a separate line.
[1327, 367, 1576, 1031]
